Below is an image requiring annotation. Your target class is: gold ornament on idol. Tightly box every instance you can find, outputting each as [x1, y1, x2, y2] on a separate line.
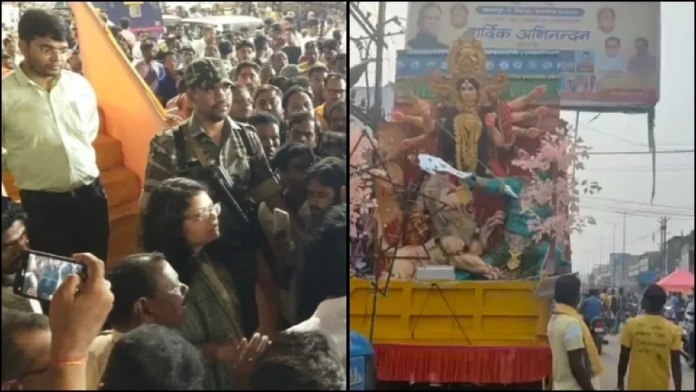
[425, 38, 507, 173]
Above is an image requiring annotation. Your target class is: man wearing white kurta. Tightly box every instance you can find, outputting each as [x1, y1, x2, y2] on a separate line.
[1, 9, 110, 261]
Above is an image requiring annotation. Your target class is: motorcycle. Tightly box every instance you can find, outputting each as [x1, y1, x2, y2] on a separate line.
[589, 316, 605, 355]
[624, 302, 638, 319]
[664, 304, 678, 324]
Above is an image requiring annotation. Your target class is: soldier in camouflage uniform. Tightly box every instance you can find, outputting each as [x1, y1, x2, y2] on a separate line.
[141, 57, 289, 337]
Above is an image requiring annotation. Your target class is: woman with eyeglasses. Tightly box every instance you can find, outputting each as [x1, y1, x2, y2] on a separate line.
[141, 177, 267, 390]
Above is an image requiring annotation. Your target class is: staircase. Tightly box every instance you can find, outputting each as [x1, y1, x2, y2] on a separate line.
[2, 115, 142, 264]
[93, 131, 142, 263]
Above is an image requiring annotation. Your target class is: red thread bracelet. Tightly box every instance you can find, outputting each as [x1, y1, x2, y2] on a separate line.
[51, 358, 88, 367]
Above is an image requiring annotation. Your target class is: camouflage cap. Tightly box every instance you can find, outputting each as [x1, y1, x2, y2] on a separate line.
[184, 57, 232, 90]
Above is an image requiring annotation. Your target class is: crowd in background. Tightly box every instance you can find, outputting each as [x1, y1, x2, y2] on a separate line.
[2, 2, 347, 390]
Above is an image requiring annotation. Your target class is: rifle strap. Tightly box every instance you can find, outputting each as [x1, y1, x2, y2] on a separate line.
[175, 120, 254, 173]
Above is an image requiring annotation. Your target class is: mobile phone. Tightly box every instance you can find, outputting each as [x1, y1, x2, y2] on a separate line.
[273, 208, 291, 235]
[13, 250, 86, 301]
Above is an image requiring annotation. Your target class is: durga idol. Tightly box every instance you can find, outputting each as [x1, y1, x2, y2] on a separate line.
[429, 38, 550, 178]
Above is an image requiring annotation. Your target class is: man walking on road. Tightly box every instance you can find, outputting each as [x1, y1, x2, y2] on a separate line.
[548, 274, 602, 390]
[617, 284, 682, 390]
[611, 287, 627, 334]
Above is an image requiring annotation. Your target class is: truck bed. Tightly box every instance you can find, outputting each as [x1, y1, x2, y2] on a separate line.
[350, 278, 550, 346]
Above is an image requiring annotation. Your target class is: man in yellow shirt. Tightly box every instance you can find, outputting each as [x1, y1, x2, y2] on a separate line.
[298, 41, 322, 74]
[600, 288, 611, 311]
[617, 284, 682, 391]
[315, 74, 346, 132]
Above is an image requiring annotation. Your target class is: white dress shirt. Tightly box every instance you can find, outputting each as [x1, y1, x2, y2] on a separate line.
[2, 67, 100, 192]
[193, 39, 208, 59]
[132, 44, 142, 60]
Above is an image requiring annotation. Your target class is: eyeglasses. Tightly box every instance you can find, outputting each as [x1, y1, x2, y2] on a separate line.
[186, 203, 221, 221]
[37, 46, 71, 57]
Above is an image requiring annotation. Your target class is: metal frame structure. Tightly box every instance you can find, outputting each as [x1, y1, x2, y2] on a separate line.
[349, 2, 386, 130]
[349, 3, 460, 342]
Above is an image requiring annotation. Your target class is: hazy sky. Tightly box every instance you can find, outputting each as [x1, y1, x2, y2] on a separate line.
[349, 2, 695, 274]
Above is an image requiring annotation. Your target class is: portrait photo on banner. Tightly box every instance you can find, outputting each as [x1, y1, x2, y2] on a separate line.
[404, 2, 661, 109]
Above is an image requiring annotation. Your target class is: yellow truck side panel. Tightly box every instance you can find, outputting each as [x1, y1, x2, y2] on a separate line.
[350, 278, 550, 346]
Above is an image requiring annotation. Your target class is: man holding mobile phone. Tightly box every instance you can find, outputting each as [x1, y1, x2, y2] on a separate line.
[49, 253, 114, 390]
[1, 196, 42, 314]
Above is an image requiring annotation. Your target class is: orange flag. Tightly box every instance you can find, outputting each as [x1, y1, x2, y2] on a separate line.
[69, 2, 167, 185]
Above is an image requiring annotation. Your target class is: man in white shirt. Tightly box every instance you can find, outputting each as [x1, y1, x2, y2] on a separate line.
[595, 36, 626, 74]
[2, 10, 109, 261]
[302, 18, 322, 48]
[193, 25, 216, 59]
[323, 18, 338, 40]
[118, 17, 137, 49]
[130, 31, 150, 60]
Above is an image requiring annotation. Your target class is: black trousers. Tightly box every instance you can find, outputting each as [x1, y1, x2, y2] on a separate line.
[19, 178, 110, 262]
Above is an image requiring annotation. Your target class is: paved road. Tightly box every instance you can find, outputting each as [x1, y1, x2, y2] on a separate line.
[599, 335, 694, 390]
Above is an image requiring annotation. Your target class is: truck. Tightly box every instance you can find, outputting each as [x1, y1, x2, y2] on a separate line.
[349, 278, 553, 388]
[348, 36, 571, 388]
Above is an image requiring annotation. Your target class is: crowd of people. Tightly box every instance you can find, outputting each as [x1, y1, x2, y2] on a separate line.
[2, 3, 347, 391]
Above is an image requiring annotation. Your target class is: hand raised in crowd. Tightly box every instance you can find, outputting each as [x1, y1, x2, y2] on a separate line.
[269, 227, 295, 260]
[49, 253, 114, 361]
[203, 333, 270, 367]
[232, 333, 271, 375]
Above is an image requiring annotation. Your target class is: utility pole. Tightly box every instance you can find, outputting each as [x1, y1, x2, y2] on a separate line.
[659, 217, 669, 275]
[603, 222, 620, 285]
[621, 212, 627, 254]
[370, 1, 387, 125]
[608, 222, 621, 253]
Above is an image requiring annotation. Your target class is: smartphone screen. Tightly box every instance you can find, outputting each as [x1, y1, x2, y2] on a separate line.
[13, 250, 85, 301]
